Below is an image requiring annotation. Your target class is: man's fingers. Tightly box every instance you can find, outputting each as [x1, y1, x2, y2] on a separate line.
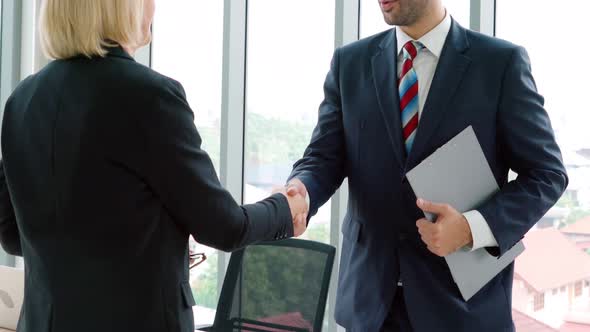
[417, 198, 451, 215]
[286, 186, 300, 197]
[427, 246, 446, 257]
[416, 218, 435, 234]
[287, 179, 308, 196]
[293, 213, 307, 237]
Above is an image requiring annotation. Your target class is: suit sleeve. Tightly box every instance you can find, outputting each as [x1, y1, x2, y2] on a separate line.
[288, 48, 347, 219]
[139, 79, 293, 252]
[477, 46, 568, 256]
[0, 160, 22, 256]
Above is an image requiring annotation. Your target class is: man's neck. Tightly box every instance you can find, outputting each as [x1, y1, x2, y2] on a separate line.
[400, 6, 446, 40]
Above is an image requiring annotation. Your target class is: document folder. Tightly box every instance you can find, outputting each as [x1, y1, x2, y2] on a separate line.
[406, 126, 525, 301]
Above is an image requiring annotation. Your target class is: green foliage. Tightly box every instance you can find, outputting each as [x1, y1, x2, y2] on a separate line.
[557, 194, 577, 209]
[563, 208, 590, 227]
[241, 246, 325, 323]
[197, 125, 221, 171]
[192, 252, 219, 309]
[196, 112, 315, 179]
[246, 113, 314, 164]
[556, 193, 590, 227]
[305, 224, 330, 243]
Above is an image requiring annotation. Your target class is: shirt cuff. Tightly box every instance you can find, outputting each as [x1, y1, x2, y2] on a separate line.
[463, 210, 499, 251]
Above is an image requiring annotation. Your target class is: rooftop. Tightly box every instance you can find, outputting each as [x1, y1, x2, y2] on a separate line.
[562, 217, 590, 236]
[512, 309, 558, 332]
[515, 228, 590, 292]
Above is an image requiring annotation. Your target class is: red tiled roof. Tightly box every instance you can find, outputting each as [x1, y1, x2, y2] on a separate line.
[575, 241, 590, 251]
[562, 217, 590, 235]
[512, 309, 558, 332]
[560, 322, 590, 332]
[515, 228, 590, 292]
[560, 314, 590, 332]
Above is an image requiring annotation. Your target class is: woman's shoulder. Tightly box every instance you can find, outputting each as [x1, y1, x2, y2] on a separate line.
[109, 60, 186, 99]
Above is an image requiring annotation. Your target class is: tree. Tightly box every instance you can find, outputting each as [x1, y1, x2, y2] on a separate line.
[192, 252, 219, 309]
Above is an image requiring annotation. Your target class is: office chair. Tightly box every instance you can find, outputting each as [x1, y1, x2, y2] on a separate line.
[199, 239, 336, 332]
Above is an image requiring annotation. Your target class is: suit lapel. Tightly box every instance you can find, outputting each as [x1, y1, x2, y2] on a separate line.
[372, 30, 405, 169]
[406, 20, 472, 169]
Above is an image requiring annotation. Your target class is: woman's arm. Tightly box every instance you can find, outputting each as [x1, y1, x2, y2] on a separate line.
[136, 78, 303, 251]
[0, 160, 22, 256]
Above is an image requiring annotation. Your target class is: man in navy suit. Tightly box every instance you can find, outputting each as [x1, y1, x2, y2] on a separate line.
[286, 0, 568, 331]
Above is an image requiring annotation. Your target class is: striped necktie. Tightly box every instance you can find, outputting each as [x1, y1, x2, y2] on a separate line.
[399, 41, 423, 154]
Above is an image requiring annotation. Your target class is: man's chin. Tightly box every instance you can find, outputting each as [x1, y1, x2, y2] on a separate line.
[382, 15, 399, 26]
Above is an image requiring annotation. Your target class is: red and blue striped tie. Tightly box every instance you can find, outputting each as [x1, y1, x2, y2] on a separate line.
[399, 41, 422, 153]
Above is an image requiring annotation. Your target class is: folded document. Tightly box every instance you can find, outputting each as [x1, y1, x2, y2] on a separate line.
[406, 126, 525, 301]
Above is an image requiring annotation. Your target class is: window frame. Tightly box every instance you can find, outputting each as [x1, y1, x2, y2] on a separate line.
[533, 292, 545, 312]
[0, 0, 23, 268]
[575, 281, 583, 297]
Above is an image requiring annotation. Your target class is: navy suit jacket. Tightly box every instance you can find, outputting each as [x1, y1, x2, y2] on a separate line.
[289, 20, 568, 331]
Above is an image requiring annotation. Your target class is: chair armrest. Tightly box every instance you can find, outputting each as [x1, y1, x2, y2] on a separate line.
[195, 324, 213, 331]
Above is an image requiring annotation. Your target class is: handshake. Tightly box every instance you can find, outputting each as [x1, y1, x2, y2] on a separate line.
[273, 179, 309, 237]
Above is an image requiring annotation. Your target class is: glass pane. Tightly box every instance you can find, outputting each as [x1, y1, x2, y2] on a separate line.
[0, 0, 7, 267]
[151, 1, 224, 326]
[244, 0, 335, 247]
[360, 0, 470, 38]
[496, 0, 590, 330]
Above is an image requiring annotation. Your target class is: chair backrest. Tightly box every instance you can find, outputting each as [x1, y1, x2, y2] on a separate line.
[0, 266, 24, 330]
[212, 239, 336, 332]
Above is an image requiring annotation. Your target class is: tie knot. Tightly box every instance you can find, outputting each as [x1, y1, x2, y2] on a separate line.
[402, 41, 423, 60]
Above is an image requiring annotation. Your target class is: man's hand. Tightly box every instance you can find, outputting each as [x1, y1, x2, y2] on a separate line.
[273, 186, 308, 237]
[416, 198, 473, 257]
[286, 178, 308, 199]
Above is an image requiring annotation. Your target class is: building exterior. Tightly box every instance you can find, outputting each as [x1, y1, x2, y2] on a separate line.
[562, 217, 590, 252]
[559, 313, 590, 332]
[512, 309, 558, 332]
[512, 228, 590, 328]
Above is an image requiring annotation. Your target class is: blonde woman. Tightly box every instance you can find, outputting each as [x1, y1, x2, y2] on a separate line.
[0, 1, 307, 331]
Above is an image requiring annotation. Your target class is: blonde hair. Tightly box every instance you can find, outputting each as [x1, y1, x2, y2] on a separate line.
[39, 0, 146, 59]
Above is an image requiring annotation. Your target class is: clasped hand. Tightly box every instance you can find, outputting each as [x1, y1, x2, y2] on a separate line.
[416, 198, 473, 257]
[273, 179, 308, 237]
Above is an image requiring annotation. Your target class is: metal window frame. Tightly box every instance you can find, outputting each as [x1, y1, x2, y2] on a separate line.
[219, 0, 248, 294]
[0, 0, 22, 268]
[470, 0, 496, 35]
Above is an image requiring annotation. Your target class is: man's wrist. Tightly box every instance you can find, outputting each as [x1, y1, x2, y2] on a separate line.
[462, 215, 474, 248]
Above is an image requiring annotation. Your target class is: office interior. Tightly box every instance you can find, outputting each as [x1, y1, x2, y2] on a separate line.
[1, 1, 589, 331]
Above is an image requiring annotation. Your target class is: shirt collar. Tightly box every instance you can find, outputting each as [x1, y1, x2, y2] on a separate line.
[396, 11, 452, 58]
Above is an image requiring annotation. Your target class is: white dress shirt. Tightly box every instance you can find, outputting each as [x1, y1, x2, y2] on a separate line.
[396, 13, 498, 251]
[304, 12, 498, 252]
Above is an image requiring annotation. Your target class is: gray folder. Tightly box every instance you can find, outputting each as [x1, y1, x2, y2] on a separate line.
[406, 126, 525, 301]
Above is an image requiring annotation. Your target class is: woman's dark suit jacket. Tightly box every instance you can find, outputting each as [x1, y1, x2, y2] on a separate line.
[0, 47, 293, 332]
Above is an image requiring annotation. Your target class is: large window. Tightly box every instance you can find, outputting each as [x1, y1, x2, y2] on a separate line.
[360, 0, 470, 38]
[244, 0, 335, 245]
[151, 1, 224, 326]
[497, 0, 590, 329]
